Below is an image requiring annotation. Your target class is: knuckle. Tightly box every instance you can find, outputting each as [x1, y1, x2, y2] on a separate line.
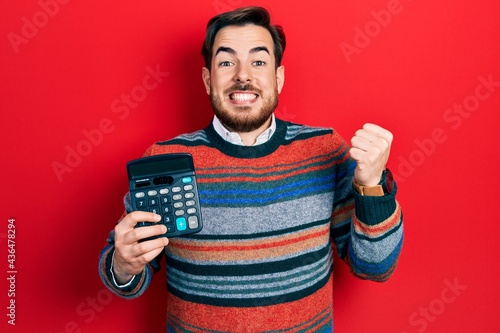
[121, 253, 133, 263]
[387, 133, 394, 143]
[115, 249, 130, 262]
[130, 228, 142, 241]
[137, 254, 149, 265]
[114, 238, 123, 248]
[137, 242, 148, 254]
[376, 140, 388, 150]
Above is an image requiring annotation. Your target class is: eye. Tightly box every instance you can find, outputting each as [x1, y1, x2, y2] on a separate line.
[253, 60, 266, 66]
[219, 61, 233, 67]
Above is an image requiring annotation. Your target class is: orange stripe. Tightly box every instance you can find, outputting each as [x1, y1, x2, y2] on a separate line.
[173, 227, 328, 253]
[353, 202, 402, 237]
[332, 201, 355, 225]
[333, 202, 354, 217]
[167, 226, 330, 262]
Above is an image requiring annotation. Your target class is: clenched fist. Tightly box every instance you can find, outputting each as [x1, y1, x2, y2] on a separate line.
[349, 123, 393, 186]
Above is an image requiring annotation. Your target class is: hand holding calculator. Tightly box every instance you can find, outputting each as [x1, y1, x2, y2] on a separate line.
[126, 153, 203, 239]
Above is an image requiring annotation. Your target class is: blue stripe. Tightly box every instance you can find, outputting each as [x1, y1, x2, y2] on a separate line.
[348, 233, 404, 277]
[200, 173, 335, 196]
[199, 179, 335, 205]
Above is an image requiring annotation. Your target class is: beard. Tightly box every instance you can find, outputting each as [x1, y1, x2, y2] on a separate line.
[210, 83, 278, 133]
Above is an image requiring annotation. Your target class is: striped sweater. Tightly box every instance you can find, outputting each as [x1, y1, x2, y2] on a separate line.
[99, 118, 404, 332]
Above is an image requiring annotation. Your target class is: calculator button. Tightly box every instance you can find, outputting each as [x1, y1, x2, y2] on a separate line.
[163, 214, 174, 224]
[173, 202, 184, 209]
[134, 192, 146, 198]
[159, 188, 169, 195]
[136, 200, 147, 208]
[172, 186, 182, 193]
[162, 206, 172, 214]
[187, 208, 197, 215]
[165, 223, 175, 233]
[172, 194, 182, 201]
[149, 198, 159, 206]
[147, 190, 158, 196]
[160, 196, 171, 204]
[149, 207, 160, 214]
[184, 192, 194, 199]
[176, 217, 187, 231]
[185, 200, 196, 207]
[175, 210, 185, 216]
[188, 216, 199, 229]
[183, 185, 194, 191]
[182, 177, 192, 184]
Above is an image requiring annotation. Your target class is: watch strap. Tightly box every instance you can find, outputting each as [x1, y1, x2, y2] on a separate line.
[353, 179, 385, 196]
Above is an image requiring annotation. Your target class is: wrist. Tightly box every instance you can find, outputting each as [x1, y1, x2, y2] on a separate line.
[113, 268, 134, 285]
[111, 250, 134, 285]
[353, 169, 393, 196]
[353, 179, 384, 196]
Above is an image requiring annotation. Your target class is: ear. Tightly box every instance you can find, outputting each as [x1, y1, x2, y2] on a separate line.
[276, 66, 285, 94]
[202, 67, 211, 95]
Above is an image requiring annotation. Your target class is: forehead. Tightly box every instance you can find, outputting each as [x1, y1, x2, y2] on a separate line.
[213, 24, 274, 55]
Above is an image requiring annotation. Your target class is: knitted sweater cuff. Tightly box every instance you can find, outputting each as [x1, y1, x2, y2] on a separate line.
[98, 245, 151, 299]
[352, 182, 398, 226]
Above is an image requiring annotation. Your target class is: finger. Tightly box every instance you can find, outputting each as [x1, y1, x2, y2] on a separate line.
[136, 246, 167, 267]
[362, 123, 393, 144]
[350, 136, 372, 152]
[117, 211, 162, 231]
[131, 236, 169, 258]
[349, 147, 366, 162]
[352, 130, 390, 156]
[124, 224, 168, 245]
[350, 146, 383, 167]
[353, 128, 378, 143]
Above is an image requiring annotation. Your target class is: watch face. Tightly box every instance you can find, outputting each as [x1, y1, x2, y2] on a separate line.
[384, 169, 394, 193]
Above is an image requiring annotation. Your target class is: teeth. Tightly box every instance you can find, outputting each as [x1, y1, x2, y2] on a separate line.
[231, 93, 257, 101]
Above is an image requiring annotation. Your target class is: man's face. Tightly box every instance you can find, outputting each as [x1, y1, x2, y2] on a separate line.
[202, 24, 285, 133]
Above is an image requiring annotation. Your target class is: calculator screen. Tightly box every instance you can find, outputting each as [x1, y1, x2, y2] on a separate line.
[129, 155, 192, 178]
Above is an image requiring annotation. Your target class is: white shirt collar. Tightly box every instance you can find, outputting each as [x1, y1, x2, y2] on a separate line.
[212, 114, 276, 146]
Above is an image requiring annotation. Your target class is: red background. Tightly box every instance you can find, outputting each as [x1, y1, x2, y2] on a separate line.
[2, 0, 500, 332]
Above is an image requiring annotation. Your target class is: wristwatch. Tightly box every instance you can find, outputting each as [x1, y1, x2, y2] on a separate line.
[353, 169, 394, 196]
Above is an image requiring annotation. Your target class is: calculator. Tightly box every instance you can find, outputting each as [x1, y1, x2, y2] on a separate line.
[126, 153, 203, 238]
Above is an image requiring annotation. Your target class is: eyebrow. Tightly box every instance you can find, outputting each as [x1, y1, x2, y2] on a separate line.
[215, 46, 270, 56]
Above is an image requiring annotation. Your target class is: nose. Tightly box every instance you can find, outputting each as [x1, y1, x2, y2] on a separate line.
[234, 64, 252, 83]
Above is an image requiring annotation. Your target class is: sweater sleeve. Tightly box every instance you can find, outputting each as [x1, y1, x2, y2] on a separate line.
[98, 192, 165, 298]
[330, 135, 403, 282]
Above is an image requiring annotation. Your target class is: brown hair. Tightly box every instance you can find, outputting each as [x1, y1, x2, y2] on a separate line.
[201, 6, 286, 70]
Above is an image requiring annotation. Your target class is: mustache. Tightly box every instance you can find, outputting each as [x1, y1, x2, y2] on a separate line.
[223, 84, 262, 95]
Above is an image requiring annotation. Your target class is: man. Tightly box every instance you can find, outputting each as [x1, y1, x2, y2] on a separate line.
[99, 6, 403, 332]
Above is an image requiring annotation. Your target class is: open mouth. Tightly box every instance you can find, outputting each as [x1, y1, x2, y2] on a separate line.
[229, 92, 259, 102]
